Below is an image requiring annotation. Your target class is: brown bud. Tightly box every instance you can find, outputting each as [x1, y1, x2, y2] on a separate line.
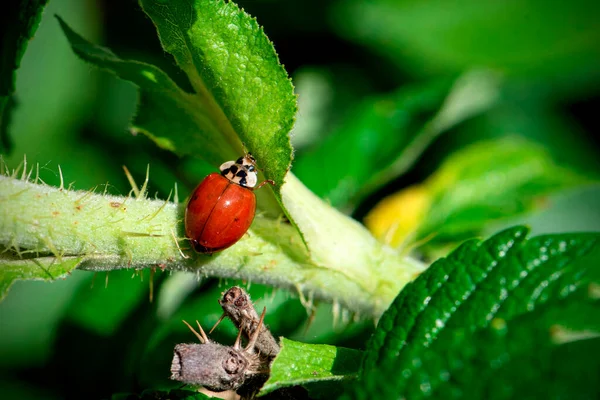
[170, 309, 268, 392]
[171, 342, 250, 391]
[216, 286, 280, 358]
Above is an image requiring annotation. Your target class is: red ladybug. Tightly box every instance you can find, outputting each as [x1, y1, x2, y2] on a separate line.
[185, 154, 273, 254]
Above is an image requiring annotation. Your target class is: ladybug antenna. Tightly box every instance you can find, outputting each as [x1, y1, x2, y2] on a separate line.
[243, 153, 257, 166]
[255, 179, 275, 190]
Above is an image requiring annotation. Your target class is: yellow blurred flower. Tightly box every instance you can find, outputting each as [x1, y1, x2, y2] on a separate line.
[364, 184, 431, 247]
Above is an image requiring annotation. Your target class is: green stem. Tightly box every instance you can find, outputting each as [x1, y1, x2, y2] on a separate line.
[0, 174, 424, 317]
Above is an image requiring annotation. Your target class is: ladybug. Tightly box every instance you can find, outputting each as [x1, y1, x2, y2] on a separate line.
[185, 154, 273, 254]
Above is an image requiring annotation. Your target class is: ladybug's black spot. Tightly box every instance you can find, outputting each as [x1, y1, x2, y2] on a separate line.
[236, 157, 244, 164]
[229, 165, 239, 174]
[239, 176, 247, 186]
[235, 170, 247, 178]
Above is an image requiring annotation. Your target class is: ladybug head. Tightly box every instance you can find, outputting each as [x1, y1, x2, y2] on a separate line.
[219, 154, 258, 188]
[238, 153, 256, 167]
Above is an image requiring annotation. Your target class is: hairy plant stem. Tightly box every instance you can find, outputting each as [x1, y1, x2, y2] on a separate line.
[0, 175, 424, 317]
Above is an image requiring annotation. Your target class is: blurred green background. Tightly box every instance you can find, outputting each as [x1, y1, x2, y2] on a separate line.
[1, 0, 599, 398]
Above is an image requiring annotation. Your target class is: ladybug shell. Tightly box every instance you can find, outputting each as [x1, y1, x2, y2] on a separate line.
[185, 173, 256, 253]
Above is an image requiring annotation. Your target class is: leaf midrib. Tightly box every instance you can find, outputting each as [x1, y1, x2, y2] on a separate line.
[161, 0, 243, 156]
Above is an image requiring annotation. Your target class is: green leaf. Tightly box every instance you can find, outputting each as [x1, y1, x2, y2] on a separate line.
[374, 295, 600, 399]
[418, 137, 588, 245]
[333, 0, 600, 95]
[58, 0, 296, 204]
[0, 0, 49, 152]
[260, 337, 363, 395]
[294, 70, 499, 210]
[56, 15, 231, 168]
[365, 137, 590, 251]
[345, 226, 600, 399]
[0, 255, 82, 301]
[293, 78, 450, 208]
[139, 0, 296, 187]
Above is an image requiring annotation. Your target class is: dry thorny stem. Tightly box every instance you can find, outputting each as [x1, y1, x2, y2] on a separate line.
[213, 286, 281, 359]
[170, 286, 280, 399]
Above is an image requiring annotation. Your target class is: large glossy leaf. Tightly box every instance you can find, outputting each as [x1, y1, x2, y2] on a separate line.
[0, 0, 50, 152]
[371, 295, 599, 399]
[344, 226, 600, 399]
[365, 137, 588, 251]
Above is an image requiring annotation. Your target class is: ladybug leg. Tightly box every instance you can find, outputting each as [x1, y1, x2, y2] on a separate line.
[254, 179, 275, 190]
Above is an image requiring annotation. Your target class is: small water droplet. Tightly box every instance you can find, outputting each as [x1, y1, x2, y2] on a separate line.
[519, 270, 528, 278]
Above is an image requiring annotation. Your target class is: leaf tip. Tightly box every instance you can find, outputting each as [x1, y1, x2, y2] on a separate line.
[54, 14, 67, 29]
